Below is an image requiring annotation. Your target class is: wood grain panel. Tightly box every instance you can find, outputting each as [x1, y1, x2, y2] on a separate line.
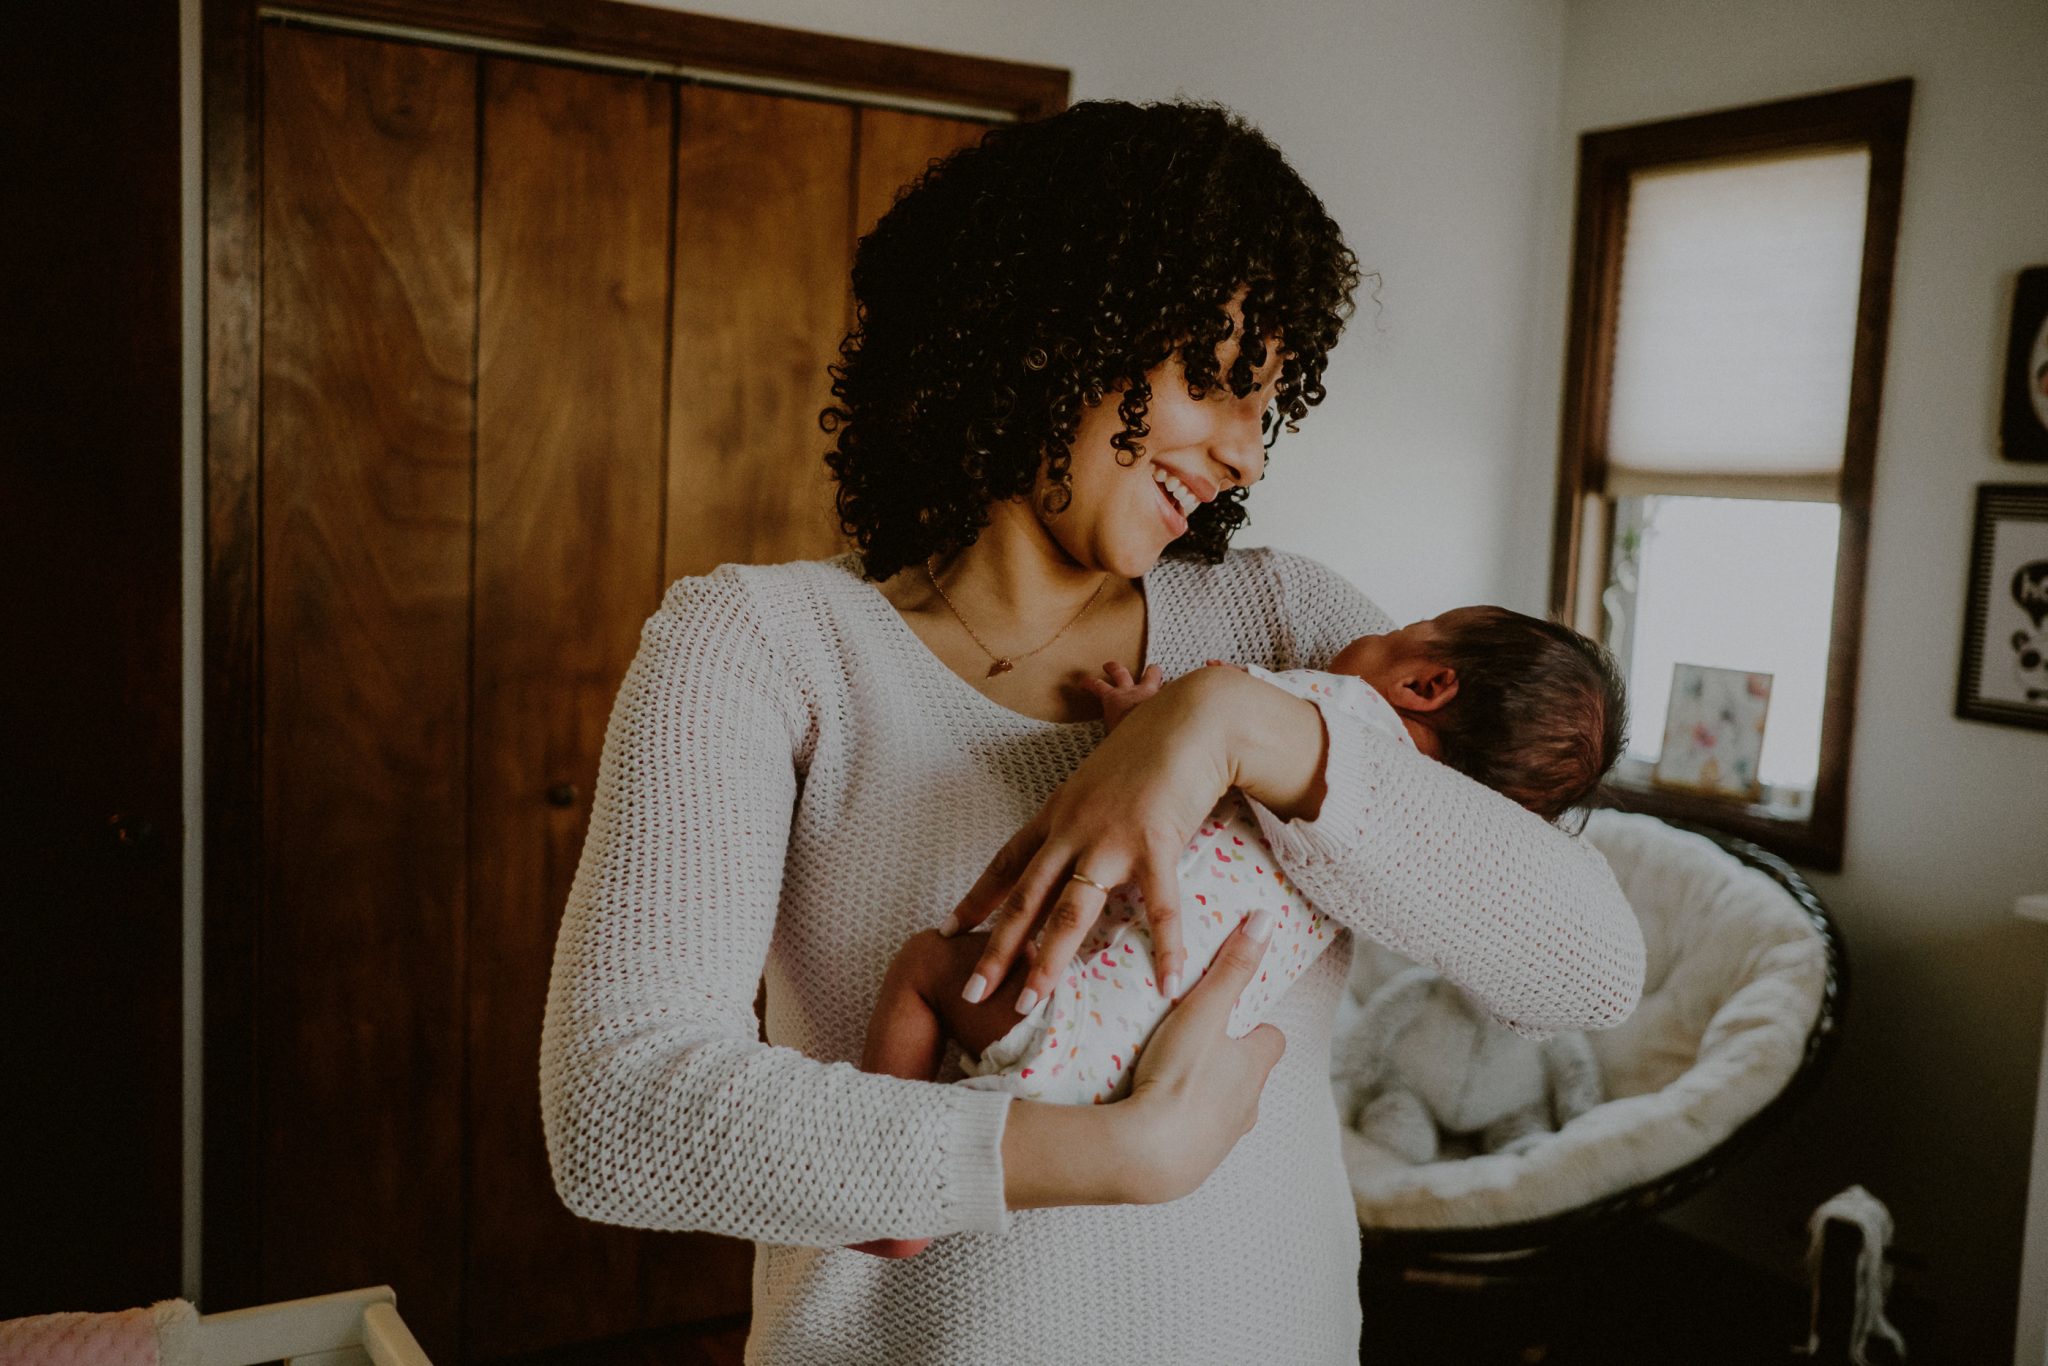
[667, 86, 854, 577]
[0, 0, 184, 1312]
[468, 58, 751, 1359]
[259, 26, 474, 1358]
[853, 107, 989, 239]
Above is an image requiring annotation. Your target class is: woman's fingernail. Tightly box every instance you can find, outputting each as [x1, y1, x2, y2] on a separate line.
[1015, 986, 1040, 1014]
[1162, 971, 1182, 999]
[962, 973, 988, 1004]
[1246, 909, 1276, 943]
[936, 914, 960, 937]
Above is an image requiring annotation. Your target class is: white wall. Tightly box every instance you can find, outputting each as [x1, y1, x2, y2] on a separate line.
[1515, 3, 2048, 1362]
[638, 0, 1568, 621]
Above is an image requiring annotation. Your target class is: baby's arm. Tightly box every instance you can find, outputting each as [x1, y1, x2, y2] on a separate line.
[1081, 660, 1252, 732]
[1078, 661, 1165, 732]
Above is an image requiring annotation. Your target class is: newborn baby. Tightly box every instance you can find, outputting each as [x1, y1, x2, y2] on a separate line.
[854, 606, 1624, 1253]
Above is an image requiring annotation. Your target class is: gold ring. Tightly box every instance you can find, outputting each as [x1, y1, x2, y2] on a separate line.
[1067, 871, 1113, 894]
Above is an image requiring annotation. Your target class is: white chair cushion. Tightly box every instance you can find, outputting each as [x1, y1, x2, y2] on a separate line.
[1339, 809, 1830, 1230]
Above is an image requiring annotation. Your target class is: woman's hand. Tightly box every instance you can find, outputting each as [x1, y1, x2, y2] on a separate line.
[1118, 907, 1289, 1202]
[940, 666, 1328, 1010]
[999, 909, 1287, 1210]
[941, 667, 1236, 1007]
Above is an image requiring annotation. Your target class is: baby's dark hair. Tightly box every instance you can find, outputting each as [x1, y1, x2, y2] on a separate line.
[824, 99, 1361, 580]
[1421, 607, 1627, 824]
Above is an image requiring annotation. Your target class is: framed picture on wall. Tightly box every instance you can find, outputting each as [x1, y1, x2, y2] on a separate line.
[1956, 483, 2048, 730]
[2001, 266, 2048, 463]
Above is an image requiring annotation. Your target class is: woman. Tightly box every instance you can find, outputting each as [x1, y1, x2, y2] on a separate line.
[538, 100, 1644, 1364]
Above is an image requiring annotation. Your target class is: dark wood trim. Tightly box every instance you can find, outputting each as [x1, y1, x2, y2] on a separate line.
[201, 0, 268, 1311]
[201, 0, 1069, 1316]
[1547, 138, 1629, 622]
[1, 1, 186, 1312]
[1548, 79, 1913, 872]
[264, 0, 1068, 119]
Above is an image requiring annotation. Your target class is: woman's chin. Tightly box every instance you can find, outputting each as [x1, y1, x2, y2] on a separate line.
[1105, 543, 1167, 579]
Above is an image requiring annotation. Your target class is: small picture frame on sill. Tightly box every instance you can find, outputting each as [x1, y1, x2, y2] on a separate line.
[2000, 267, 2048, 463]
[1652, 663, 1773, 802]
[1956, 483, 2048, 731]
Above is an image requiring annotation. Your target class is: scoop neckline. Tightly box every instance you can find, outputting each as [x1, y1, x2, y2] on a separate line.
[835, 552, 1159, 731]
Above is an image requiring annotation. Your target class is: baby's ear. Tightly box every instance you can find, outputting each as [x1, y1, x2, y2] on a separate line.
[1390, 665, 1459, 712]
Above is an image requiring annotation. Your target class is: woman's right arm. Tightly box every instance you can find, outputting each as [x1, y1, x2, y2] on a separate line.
[1003, 910, 1288, 1209]
[538, 568, 1016, 1246]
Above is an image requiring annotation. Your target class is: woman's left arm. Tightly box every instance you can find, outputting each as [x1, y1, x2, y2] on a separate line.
[1225, 550, 1645, 1037]
[946, 549, 1644, 1040]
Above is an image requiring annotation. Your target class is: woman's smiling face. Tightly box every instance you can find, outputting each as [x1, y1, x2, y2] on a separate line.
[1033, 304, 1281, 579]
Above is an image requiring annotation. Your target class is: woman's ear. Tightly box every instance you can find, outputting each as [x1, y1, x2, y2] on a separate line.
[1388, 666, 1458, 713]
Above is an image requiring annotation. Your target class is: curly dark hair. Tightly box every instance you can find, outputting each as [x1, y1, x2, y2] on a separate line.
[823, 99, 1361, 580]
[1422, 608, 1629, 826]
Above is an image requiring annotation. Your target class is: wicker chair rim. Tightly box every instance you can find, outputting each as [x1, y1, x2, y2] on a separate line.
[1357, 819, 1848, 1264]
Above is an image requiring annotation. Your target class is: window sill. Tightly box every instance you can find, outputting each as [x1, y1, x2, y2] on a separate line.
[1597, 767, 1843, 872]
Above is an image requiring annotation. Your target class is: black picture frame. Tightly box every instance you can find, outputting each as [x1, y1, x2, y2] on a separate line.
[1956, 483, 2048, 731]
[2000, 267, 2048, 463]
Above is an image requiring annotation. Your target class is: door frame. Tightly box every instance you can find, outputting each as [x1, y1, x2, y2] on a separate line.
[201, 0, 1067, 1311]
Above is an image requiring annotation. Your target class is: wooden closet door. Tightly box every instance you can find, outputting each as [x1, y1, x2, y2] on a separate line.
[258, 25, 475, 1360]
[666, 87, 856, 577]
[854, 107, 990, 237]
[466, 57, 751, 1360]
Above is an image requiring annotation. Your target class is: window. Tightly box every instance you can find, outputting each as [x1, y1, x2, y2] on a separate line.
[1550, 81, 1912, 869]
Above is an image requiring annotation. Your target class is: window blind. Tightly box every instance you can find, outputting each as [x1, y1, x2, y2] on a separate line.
[1605, 146, 1871, 501]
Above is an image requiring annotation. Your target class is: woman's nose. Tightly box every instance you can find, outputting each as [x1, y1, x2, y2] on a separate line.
[1214, 406, 1267, 489]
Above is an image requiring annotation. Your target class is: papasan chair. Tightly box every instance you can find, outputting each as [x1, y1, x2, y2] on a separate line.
[1332, 809, 1846, 1273]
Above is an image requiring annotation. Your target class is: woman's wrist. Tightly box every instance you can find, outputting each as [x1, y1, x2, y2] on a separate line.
[1190, 666, 1330, 823]
[1001, 1097, 1151, 1209]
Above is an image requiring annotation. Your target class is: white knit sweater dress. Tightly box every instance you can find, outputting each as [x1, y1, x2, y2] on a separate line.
[537, 546, 1645, 1366]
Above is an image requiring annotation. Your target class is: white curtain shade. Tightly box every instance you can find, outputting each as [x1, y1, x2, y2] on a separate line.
[1606, 147, 1871, 501]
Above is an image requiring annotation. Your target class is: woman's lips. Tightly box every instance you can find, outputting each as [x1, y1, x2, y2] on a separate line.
[1152, 478, 1189, 536]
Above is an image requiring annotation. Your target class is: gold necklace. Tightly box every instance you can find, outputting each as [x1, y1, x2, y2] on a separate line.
[924, 557, 1110, 678]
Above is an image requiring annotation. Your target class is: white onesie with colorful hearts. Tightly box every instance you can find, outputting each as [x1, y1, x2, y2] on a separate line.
[959, 665, 1415, 1106]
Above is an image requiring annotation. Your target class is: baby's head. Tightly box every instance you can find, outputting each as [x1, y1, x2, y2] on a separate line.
[1330, 607, 1626, 823]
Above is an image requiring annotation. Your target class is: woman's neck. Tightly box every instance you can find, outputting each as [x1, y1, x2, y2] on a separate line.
[927, 499, 1114, 633]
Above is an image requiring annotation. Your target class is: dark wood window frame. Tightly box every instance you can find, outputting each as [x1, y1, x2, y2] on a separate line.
[202, 0, 1066, 1312]
[1549, 79, 1912, 872]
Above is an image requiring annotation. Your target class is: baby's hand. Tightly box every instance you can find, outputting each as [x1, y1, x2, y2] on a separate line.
[1079, 661, 1165, 733]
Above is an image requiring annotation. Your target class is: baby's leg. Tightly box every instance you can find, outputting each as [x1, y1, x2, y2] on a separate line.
[862, 929, 1030, 1079]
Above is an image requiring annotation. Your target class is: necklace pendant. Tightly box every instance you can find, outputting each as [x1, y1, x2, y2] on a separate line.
[986, 659, 1014, 678]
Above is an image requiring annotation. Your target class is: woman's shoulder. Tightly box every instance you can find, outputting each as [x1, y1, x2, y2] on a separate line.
[643, 554, 870, 685]
[657, 552, 864, 627]
[1155, 544, 1368, 615]
[1155, 545, 1392, 670]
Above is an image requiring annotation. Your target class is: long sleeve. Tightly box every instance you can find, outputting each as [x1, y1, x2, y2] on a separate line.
[537, 566, 1012, 1246]
[1244, 549, 1646, 1038]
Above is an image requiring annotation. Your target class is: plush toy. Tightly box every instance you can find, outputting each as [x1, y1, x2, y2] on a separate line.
[1331, 963, 1604, 1164]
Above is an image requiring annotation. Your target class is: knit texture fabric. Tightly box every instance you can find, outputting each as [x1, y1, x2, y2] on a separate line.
[538, 547, 1645, 1366]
